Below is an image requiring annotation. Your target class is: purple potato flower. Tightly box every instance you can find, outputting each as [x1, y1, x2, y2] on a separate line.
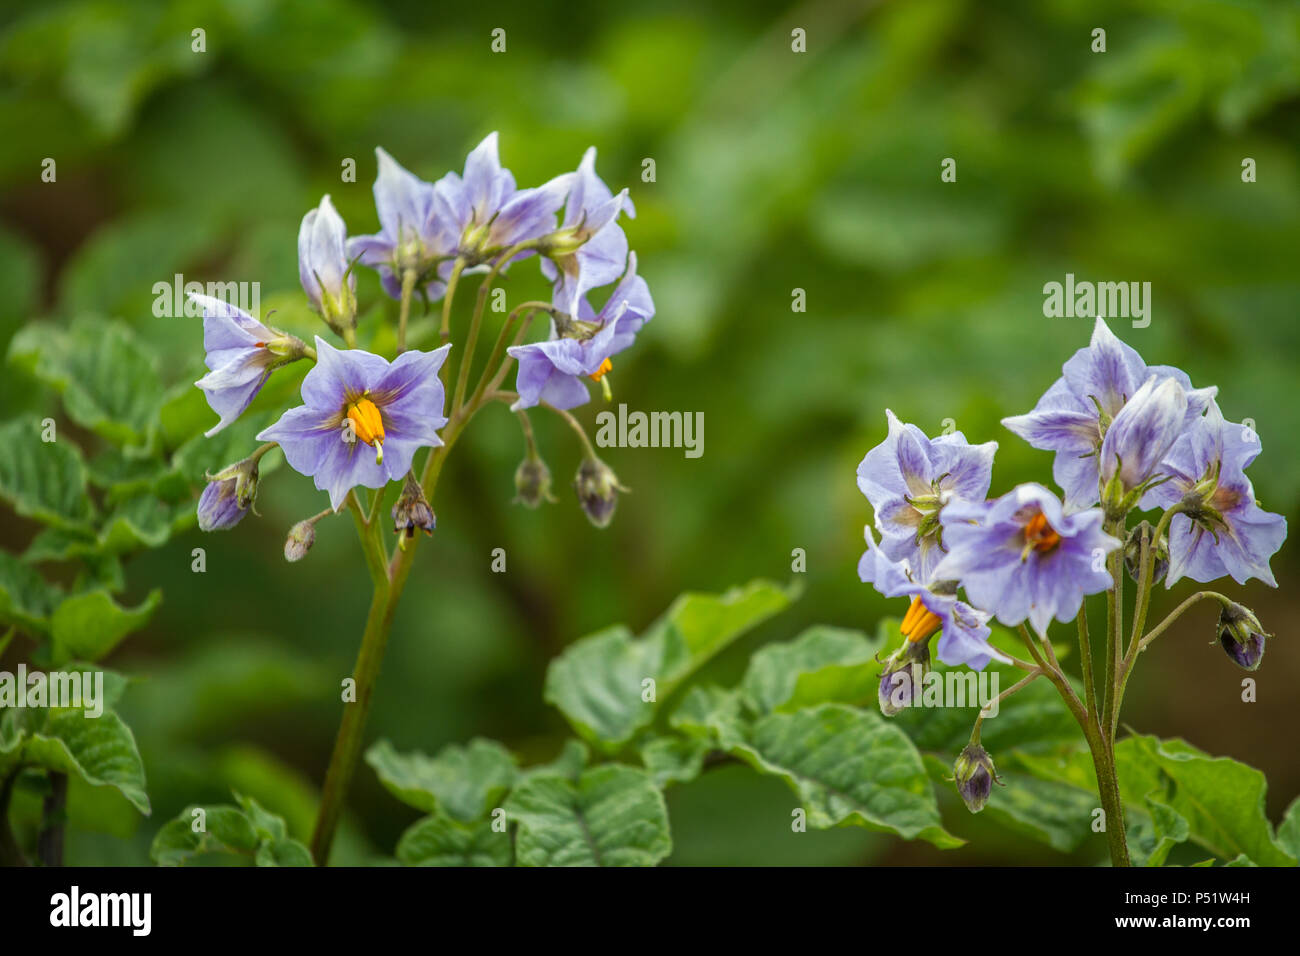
[346, 148, 444, 300]
[1142, 402, 1285, 587]
[1002, 318, 1216, 511]
[431, 131, 573, 268]
[1098, 374, 1187, 510]
[858, 528, 1007, 670]
[541, 147, 634, 319]
[257, 338, 450, 510]
[194, 294, 303, 437]
[508, 252, 654, 411]
[856, 410, 998, 584]
[298, 194, 356, 333]
[934, 482, 1121, 637]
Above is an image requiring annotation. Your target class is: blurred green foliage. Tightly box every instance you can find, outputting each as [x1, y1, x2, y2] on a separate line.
[1, 0, 1297, 864]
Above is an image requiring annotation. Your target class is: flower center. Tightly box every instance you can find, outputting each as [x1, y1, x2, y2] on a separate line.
[589, 357, 613, 382]
[900, 595, 943, 643]
[1023, 511, 1061, 555]
[347, 397, 385, 465]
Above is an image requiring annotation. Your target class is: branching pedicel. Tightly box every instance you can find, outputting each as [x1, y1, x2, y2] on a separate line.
[858, 317, 1286, 867]
[191, 134, 654, 864]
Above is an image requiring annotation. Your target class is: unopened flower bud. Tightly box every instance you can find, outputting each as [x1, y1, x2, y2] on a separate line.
[1217, 601, 1268, 671]
[284, 519, 317, 562]
[514, 453, 556, 509]
[392, 475, 435, 544]
[1124, 521, 1169, 585]
[197, 455, 261, 532]
[573, 456, 626, 529]
[953, 743, 999, 813]
[877, 641, 930, 717]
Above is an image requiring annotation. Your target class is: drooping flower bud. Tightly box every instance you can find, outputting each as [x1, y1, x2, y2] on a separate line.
[392, 474, 436, 545]
[284, 519, 317, 562]
[299, 194, 357, 338]
[1217, 601, 1268, 671]
[197, 455, 261, 532]
[573, 455, 626, 529]
[953, 743, 1000, 813]
[877, 640, 930, 717]
[514, 453, 556, 509]
[1123, 521, 1169, 585]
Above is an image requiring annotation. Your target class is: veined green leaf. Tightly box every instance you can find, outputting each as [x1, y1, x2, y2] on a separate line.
[505, 764, 671, 867]
[365, 737, 518, 822]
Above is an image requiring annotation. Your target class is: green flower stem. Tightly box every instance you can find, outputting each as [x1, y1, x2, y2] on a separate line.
[439, 257, 466, 345]
[452, 243, 537, 415]
[310, 300, 520, 863]
[971, 668, 1041, 743]
[1077, 605, 1099, 725]
[468, 300, 551, 410]
[541, 400, 598, 459]
[396, 268, 417, 353]
[1020, 623, 1130, 866]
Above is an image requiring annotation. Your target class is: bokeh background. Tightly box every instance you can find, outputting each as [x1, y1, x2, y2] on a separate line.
[1, 0, 1298, 865]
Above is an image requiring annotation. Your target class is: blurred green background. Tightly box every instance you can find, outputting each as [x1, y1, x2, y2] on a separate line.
[1, 0, 1298, 865]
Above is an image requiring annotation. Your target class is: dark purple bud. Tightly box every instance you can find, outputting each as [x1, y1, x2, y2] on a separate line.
[1217, 602, 1268, 671]
[574, 456, 626, 529]
[953, 743, 999, 813]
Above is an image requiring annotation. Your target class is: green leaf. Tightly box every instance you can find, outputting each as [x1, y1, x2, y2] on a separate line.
[505, 764, 672, 867]
[712, 703, 961, 848]
[0, 551, 63, 635]
[1276, 797, 1300, 862]
[0, 418, 95, 530]
[1017, 736, 1297, 866]
[741, 624, 881, 714]
[1120, 735, 1296, 867]
[544, 580, 794, 752]
[1131, 792, 1191, 868]
[11, 317, 164, 446]
[151, 795, 311, 867]
[365, 738, 519, 822]
[0, 707, 149, 814]
[96, 493, 174, 552]
[639, 735, 710, 788]
[50, 588, 161, 665]
[396, 811, 512, 867]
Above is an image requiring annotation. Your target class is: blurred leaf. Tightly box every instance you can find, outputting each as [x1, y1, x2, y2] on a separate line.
[10, 317, 164, 446]
[741, 624, 881, 715]
[711, 703, 962, 849]
[505, 764, 671, 867]
[151, 793, 310, 867]
[0, 706, 148, 814]
[544, 580, 794, 752]
[365, 737, 518, 822]
[638, 735, 709, 788]
[0, 418, 95, 530]
[50, 588, 161, 666]
[0, 551, 63, 635]
[395, 811, 511, 867]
